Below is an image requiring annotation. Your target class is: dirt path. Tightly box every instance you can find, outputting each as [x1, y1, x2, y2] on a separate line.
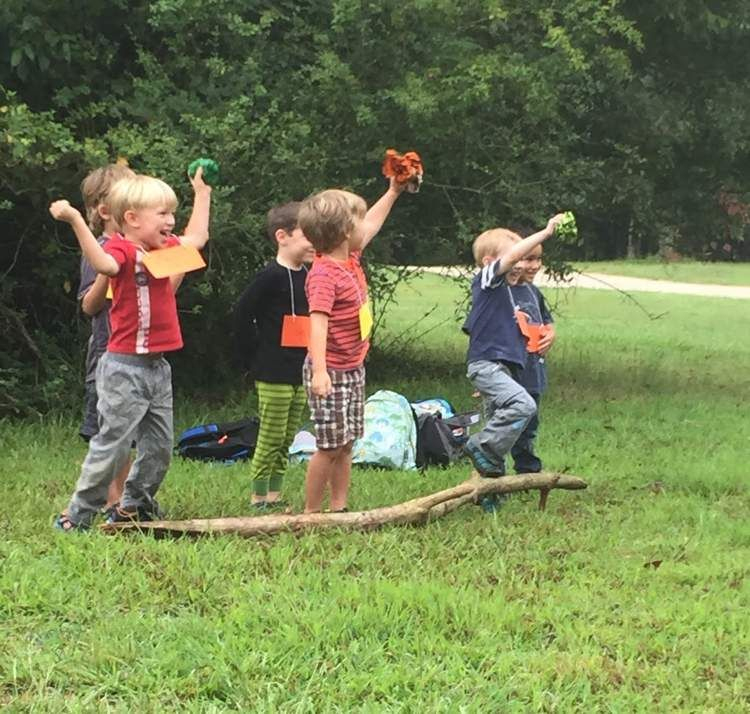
[415, 266, 750, 300]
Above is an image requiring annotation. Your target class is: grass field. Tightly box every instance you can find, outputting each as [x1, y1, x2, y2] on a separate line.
[2, 274, 749, 711]
[573, 258, 750, 286]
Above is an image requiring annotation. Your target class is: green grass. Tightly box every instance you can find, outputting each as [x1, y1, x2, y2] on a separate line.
[573, 258, 750, 286]
[1, 274, 749, 711]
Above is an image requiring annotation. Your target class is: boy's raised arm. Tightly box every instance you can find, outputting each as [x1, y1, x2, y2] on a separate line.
[49, 200, 119, 276]
[180, 167, 212, 249]
[497, 214, 565, 276]
[360, 178, 405, 250]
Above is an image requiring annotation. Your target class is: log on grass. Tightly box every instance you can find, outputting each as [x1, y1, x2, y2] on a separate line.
[101, 471, 587, 539]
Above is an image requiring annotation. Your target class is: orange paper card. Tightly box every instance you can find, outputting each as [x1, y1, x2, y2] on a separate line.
[142, 244, 206, 279]
[281, 314, 310, 348]
[515, 309, 550, 353]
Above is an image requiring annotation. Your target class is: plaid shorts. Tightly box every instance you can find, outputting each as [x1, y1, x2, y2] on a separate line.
[303, 360, 365, 450]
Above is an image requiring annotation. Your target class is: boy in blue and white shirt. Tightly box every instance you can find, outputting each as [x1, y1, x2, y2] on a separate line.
[462, 216, 563, 478]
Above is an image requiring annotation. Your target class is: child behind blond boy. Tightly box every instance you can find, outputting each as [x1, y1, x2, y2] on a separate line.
[76, 164, 135, 513]
[508, 243, 556, 473]
[49, 169, 211, 530]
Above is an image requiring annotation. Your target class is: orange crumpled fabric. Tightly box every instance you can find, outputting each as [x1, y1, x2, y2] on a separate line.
[382, 149, 424, 186]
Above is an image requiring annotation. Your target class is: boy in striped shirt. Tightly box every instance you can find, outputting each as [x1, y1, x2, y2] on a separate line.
[300, 180, 404, 513]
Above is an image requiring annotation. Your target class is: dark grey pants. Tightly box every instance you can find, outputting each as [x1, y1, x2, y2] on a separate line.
[466, 359, 537, 468]
[66, 352, 173, 526]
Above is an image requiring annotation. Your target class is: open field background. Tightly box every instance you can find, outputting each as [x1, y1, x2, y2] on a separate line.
[572, 259, 750, 286]
[2, 273, 749, 711]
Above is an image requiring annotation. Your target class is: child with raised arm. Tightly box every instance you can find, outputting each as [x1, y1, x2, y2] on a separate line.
[509, 243, 556, 473]
[462, 216, 563, 480]
[301, 180, 404, 513]
[234, 202, 315, 509]
[49, 170, 211, 530]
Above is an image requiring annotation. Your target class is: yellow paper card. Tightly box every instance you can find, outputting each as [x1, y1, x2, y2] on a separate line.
[359, 300, 373, 340]
[106, 280, 113, 300]
[142, 244, 206, 279]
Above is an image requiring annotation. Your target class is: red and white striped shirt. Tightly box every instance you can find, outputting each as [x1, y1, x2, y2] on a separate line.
[104, 234, 183, 354]
[306, 251, 369, 369]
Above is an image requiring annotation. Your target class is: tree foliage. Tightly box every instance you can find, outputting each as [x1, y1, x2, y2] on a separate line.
[2, 1, 749, 415]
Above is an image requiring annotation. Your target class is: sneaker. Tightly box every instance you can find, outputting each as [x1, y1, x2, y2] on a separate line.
[479, 493, 508, 513]
[464, 441, 505, 477]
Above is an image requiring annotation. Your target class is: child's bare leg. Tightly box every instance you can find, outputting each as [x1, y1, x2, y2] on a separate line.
[329, 441, 353, 511]
[304, 448, 338, 513]
[105, 457, 131, 509]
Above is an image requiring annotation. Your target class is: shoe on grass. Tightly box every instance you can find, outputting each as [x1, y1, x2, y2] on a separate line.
[479, 494, 508, 513]
[53, 513, 89, 532]
[106, 503, 162, 524]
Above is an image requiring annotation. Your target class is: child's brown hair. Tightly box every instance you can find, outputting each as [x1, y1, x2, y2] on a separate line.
[298, 189, 367, 254]
[266, 202, 302, 242]
[80, 162, 135, 235]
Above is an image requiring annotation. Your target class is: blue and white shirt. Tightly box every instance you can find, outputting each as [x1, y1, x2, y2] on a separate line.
[462, 260, 527, 368]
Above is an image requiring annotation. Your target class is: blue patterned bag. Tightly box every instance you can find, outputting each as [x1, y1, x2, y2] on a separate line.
[352, 390, 418, 470]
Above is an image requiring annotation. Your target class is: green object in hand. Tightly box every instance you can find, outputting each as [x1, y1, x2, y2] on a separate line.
[188, 158, 219, 185]
[556, 211, 578, 243]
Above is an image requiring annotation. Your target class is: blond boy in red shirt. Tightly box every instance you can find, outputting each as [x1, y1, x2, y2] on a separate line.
[49, 171, 211, 530]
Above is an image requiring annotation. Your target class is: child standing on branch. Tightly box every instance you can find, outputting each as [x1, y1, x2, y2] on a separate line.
[301, 178, 405, 513]
[462, 215, 564, 481]
[49, 169, 211, 530]
[234, 202, 315, 509]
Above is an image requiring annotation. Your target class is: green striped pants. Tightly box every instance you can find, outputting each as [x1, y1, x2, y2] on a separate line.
[250, 381, 308, 496]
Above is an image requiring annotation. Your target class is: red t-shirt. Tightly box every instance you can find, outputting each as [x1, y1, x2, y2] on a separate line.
[104, 234, 183, 354]
[306, 251, 369, 369]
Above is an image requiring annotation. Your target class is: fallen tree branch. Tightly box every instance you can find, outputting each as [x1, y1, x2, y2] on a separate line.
[101, 471, 587, 539]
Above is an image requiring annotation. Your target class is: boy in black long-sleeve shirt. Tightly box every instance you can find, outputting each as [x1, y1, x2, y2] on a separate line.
[234, 203, 315, 508]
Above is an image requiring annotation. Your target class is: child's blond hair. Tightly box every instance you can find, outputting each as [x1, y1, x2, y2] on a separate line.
[107, 175, 178, 230]
[80, 163, 136, 235]
[472, 228, 521, 267]
[299, 189, 367, 253]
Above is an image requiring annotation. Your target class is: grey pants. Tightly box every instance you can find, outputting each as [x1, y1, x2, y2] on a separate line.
[67, 352, 173, 526]
[467, 359, 537, 467]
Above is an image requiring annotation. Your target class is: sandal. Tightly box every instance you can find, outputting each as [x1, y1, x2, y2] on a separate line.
[54, 513, 89, 532]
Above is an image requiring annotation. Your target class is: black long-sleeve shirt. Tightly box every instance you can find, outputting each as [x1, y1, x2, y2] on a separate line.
[233, 260, 309, 384]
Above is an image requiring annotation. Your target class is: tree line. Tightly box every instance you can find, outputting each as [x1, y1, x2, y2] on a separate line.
[2, 0, 749, 416]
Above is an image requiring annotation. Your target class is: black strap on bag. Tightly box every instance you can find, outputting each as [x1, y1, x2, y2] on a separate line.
[415, 410, 480, 468]
[176, 418, 259, 463]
